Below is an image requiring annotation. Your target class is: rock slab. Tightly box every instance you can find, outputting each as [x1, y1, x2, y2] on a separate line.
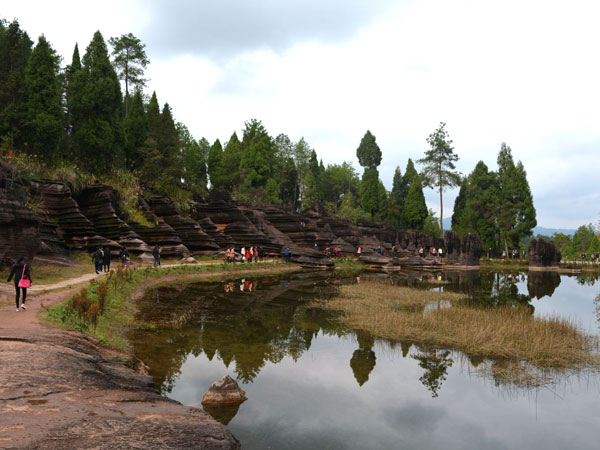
[202, 375, 248, 407]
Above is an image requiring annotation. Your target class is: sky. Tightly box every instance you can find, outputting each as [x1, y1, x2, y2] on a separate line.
[4, 0, 600, 229]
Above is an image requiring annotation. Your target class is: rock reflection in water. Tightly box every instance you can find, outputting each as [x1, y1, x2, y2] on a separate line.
[203, 404, 242, 426]
[527, 271, 561, 299]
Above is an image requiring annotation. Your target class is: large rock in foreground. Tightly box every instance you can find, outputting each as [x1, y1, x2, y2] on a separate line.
[202, 375, 248, 407]
[529, 239, 561, 269]
[0, 328, 240, 449]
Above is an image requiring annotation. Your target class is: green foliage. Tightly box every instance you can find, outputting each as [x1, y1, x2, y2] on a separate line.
[221, 132, 242, 189]
[360, 167, 381, 220]
[71, 30, 124, 172]
[419, 122, 461, 236]
[108, 33, 149, 114]
[180, 125, 207, 191]
[338, 191, 369, 224]
[240, 119, 276, 188]
[497, 143, 537, 253]
[424, 209, 441, 236]
[356, 130, 382, 169]
[23, 35, 63, 162]
[0, 19, 33, 149]
[123, 89, 148, 170]
[207, 138, 224, 188]
[403, 173, 428, 230]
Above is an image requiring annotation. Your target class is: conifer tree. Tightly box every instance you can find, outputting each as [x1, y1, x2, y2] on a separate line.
[0, 19, 33, 148]
[240, 119, 275, 188]
[221, 132, 242, 189]
[389, 166, 404, 228]
[496, 143, 537, 254]
[123, 89, 148, 170]
[179, 124, 206, 191]
[108, 33, 149, 115]
[71, 30, 124, 171]
[356, 131, 383, 220]
[403, 174, 428, 230]
[64, 44, 82, 152]
[207, 138, 224, 188]
[146, 91, 161, 136]
[418, 122, 461, 237]
[24, 35, 62, 162]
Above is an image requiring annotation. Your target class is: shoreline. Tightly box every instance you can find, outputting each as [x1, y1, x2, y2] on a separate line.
[0, 261, 303, 449]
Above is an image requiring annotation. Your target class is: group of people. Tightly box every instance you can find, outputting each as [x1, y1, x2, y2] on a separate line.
[91, 247, 112, 274]
[581, 252, 600, 264]
[418, 246, 444, 258]
[325, 247, 342, 258]
[225, 246, 266, 263]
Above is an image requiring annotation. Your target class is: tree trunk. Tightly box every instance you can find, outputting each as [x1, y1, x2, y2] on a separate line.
[439, 185, 443, 238]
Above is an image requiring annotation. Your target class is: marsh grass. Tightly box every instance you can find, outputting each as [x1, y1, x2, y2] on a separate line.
[314, 282, 600, 383]
[45, 261, 296, 351]
[333, 258, 368, 275]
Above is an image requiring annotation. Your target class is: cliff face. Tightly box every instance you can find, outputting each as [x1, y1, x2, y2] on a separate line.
[2, 173, 485, 268]
[0, 162, 42, 264]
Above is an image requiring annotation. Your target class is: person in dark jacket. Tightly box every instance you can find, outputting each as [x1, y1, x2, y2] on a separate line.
[7, 257, 32, 311]
[119, 247, 129, 265]
[102, 246, 111, 272]
[92, 248, 103, 274]
[152, 244, 161, 267]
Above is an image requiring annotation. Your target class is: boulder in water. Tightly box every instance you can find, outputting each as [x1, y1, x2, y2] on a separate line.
[202, 375, 247, 407]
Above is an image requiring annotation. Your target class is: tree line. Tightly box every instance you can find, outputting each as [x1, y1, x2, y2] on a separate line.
[0, 19, 537, 246]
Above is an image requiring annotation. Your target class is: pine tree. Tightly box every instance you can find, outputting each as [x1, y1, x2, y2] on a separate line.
[71, 30, 124, 171]
[403, 174, 428, 230]
[64, 44, 82, 154]
[222, 132, 242, 189]
[496, 143, 537, 254]
[418, 122, 461, 237]
[360, 167, 381, 220]
[0, 19, 33, 149]
[389, 166, 404, 228]
[108, 33, 149, 115]
[451, 178, 467, 230]
[207, 138, 224, 188]
[356, 130, 382, 168]
[123, 89, 148, 170]
[239, 119, 275, 188]
[179, 124, 206, 191]
[23, 35, 62, 162]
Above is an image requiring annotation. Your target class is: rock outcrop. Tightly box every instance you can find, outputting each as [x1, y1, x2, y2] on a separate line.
[459, 233, 483, 266]
[528, 239, 561, 268]
[0, 162, 42, 264]
[444, 231, 461, 262]
[201, 375, 247, 407]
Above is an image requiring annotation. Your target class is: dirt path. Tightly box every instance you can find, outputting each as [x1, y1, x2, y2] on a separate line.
[0, 259, 286, 449]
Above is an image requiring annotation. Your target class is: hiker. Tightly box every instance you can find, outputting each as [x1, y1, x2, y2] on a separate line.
[102, 246, 111, 272]
[92, 248, 103, 274]
[253, 245, 258, 263]
[419, 247, 424, 258]
[357, 246, 362, 258]
[247, 246, 252, 263]
[153, 244, 161, 267]
[7, 257, 32, 312]
[226, 248, 231, 263]
[284, 247, 291, 262]
[241, 246, 246, 263]
[119, 246, 129, 265]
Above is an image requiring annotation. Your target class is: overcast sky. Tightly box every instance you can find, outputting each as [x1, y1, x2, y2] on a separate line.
[5, 0, 600, 229]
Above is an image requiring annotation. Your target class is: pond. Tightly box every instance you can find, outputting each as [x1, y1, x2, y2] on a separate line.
[130, 270, 600, 450]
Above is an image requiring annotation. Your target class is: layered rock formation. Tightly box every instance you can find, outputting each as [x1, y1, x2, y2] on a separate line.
[459, 233, 483, 266]
[528, 239, 561, 269]
[0, 162, 42, 263]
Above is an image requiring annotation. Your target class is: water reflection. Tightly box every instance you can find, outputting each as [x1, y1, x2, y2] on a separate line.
[527, 271, 561, 299]
[350, 331, 376, 386]
[412, 346, 454, 398]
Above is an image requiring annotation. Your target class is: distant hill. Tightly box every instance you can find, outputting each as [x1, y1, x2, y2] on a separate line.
[441, 218, 576, 236]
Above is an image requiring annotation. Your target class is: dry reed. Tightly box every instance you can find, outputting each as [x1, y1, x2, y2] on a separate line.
[316, 281, 600, 372]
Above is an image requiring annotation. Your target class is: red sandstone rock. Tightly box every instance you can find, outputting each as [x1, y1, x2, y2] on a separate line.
[201, 375, 247, 407]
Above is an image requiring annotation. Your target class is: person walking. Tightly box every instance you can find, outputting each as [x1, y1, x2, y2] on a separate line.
[7, 257, 32, 312]
[102, 246, 111, 272]
[357, 246, 362, 258]
[119, 246, 129, 266]
[92, 248, 103, 274]
[153, 244, 161, 267]
[253, 245, 258, 263]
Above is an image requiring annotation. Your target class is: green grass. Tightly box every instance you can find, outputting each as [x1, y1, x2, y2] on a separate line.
[0, 252, 93, 286]
[333, 258, 368, 275]
[45, 260, 298, 351]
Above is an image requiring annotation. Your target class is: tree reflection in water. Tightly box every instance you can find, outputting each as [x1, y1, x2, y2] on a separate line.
[412, 346, 454, 398]
[350, 331, 376, 386]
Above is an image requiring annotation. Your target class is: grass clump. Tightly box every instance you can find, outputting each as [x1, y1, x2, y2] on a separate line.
[333, 258, 368, 275]
[315, 281, 600, 384]
[45, 261, 297, 351]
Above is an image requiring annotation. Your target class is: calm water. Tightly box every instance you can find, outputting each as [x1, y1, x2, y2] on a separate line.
[131, 270, 600, 450]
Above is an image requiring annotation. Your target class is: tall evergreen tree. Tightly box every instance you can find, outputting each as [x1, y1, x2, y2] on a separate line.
[23, 35, 62, 162]
[64, 44, 82, 153]
[451, 178, 467, 230]
[356, 131, 383, 220]
[123, 89, 148, 170]
[240, 119, 276, 188]
[146, 91, 161, 139]
[418, 122, 461, 237]
[207, 138, 224, 188]
[108, 33, 149, 115]
[403, 173, 428, 230]
[179, 124, 206, 191]
[0, 19, 33, 148]
[221, 132, 242, 189]
[496, 143, 537, 254]
[389, 166, 405, 228]
[71, 30, 124, 171]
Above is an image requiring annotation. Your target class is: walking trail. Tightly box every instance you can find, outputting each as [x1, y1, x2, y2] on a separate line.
[0, 259, 281, 450]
